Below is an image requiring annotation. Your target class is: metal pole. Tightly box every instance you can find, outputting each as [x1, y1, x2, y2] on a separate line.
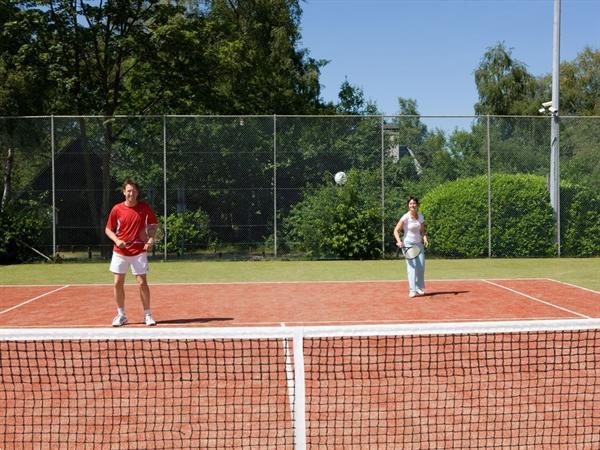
[381, 115, 385, 258]
[163, 116, 168, 261]
[487, 115, 492, 258]
[550, 0, 561, 255]
[273, 115, 277, 258]
[51, 115, 56, 258]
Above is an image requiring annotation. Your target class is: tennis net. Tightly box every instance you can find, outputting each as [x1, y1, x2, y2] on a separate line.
[2, 319, 600, 449]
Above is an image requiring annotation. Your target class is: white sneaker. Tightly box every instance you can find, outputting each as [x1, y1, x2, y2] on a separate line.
[112, 315, 128, 327]
[408, 291, 417, 298]
[416, 288, 425, 295]
[144, 314, 156, 326]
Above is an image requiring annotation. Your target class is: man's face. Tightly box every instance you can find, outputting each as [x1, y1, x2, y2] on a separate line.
[123, 184, 139, 204]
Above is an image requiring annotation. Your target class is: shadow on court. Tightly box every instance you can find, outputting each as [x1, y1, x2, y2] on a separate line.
[157, 317, 234, 325]
[420, 290, 469, 297]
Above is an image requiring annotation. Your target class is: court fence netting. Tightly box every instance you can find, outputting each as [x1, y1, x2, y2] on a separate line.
[2, 319, 600, 449]
[2, 115, 599, 261]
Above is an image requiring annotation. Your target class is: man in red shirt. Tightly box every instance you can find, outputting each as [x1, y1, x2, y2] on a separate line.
[105, 179, 158, 326]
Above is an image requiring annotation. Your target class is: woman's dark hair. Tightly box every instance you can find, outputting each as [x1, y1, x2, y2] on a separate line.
[407, 196, 419, 207]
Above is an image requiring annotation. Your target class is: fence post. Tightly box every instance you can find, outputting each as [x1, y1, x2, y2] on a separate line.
[487, 115, 492, 258]
[381, 115, 385, 258]
[273, 114, 277, 258]
[163, 115, 168, 261]
[51, 115, 57, 258]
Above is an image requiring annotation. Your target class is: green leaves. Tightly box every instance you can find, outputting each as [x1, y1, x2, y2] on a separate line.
[156, 209, 212, 256]
[0, 198, 53, 264]
[283, 170, 382, 259]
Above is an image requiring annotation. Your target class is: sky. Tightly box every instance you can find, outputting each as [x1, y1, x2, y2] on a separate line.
[299, 0, 600, 128]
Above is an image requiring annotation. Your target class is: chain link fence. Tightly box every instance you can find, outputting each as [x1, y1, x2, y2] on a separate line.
[1, 115, 598, 261]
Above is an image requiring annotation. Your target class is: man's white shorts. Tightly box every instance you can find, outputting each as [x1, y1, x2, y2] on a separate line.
[109, 252, 149, 276]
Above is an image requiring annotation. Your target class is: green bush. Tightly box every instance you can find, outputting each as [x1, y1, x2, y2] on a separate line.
[156, 209, 211, 256]
[562, 185, 600, 257]
[0, 199, 53, 264]
[421, 174, 556, 257]
[282, 170, 382, 259]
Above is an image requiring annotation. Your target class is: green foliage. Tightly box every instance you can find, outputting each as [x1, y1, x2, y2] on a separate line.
[560, 47, 600, 116]
[0, 199, 53, 264]
[156, 209, 212, 256]
[474, 42, 536, 115]
[562, 185, 600, 257]
[560, 118, 600, 192]
[282, 170, 382, 259]
[422, 174, 556, 257]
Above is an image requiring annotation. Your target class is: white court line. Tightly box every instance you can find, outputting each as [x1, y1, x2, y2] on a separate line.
[482, 279, 591, 319]
[542, 278, 600, 295]
[0, 285, 70, 316]
[0, 316, 581, 329]
[0, 278, 551, 287]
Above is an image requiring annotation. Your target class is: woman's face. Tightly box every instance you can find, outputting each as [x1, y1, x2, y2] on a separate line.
[408, 199, 418, 211]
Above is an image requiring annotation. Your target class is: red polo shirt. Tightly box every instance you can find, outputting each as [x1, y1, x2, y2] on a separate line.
[106, 201, 157, 256]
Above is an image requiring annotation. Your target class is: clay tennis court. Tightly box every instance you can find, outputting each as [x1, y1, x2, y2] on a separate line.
[2, 278, 600, 449]
[1, 278, 599, 327]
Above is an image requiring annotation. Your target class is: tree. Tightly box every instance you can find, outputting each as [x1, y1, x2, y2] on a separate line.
[336, 79, 378, 115]
[192, 0, 326, 115]
[474, 42, 536, 116]
[560, 47, 600, 116]
[3, 0, 330, 256]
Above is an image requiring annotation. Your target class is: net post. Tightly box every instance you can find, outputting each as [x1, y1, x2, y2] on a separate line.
[292, 328, 307, 450]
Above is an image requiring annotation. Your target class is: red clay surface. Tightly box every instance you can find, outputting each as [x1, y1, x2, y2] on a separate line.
[2, 278, 600, 449]
[0, 278, 598, 328]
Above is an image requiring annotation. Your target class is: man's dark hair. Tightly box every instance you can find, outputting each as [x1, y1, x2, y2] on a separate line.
[122, 178, 141, 196]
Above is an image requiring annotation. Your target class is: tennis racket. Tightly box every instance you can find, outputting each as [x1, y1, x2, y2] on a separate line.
[396, 244, 422, 260]
[126, 223, 163, 248]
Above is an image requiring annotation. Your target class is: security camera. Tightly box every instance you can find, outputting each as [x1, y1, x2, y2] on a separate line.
[542, 101, 553, 108]
[538, 107, 546, 114]
[548, 106, 558, 113]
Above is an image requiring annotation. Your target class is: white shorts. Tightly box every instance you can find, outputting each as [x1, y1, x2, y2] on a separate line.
[109, 252, 149, 276]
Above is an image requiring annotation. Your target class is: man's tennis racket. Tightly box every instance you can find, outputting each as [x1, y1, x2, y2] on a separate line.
[126, 223, 163, 248]
[396, 244, 422, 260]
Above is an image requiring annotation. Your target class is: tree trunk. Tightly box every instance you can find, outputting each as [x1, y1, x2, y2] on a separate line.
[78, 119, 102, 253]
[100, 121, 114, 258]
[1, 147, 13, 211]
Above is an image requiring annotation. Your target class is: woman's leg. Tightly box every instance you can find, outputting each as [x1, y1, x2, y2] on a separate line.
[415, 244, 425, 290]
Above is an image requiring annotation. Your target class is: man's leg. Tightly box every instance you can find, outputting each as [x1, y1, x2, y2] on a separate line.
[136, 274, 156, 325]
[114, 273, 126, 309]
[109, 252, 129, 326]
[136, 274, 151, 311]
[111, 273, 128, 326]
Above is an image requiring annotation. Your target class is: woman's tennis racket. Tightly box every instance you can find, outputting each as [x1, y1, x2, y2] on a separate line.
[396, 245, 422, 260]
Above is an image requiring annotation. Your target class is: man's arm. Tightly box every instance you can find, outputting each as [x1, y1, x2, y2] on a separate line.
[105, 227, 126, 249]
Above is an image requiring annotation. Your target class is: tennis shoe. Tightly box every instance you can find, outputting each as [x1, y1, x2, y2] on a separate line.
[416, 288, 425, 295]
[408, 291, 417, 298]
[112, 314, 128, 327]
[144, 314, 156, 326]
